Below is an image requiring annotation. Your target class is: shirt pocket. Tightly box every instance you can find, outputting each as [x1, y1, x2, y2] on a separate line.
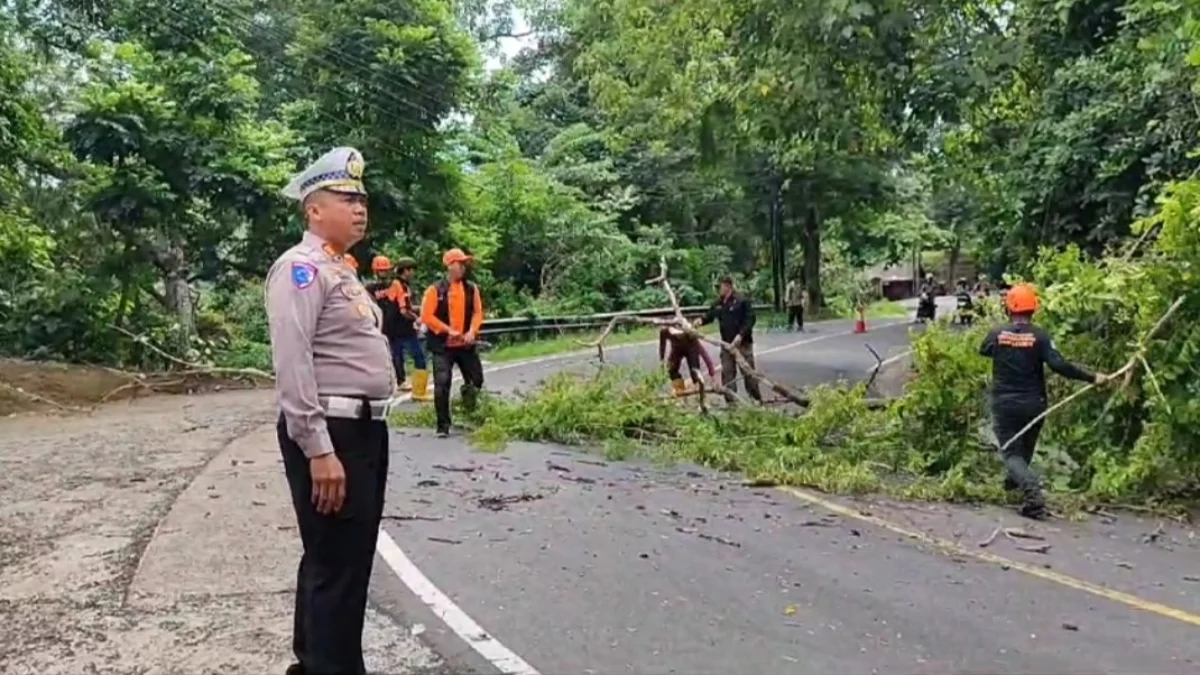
[329, 274, 381, 328]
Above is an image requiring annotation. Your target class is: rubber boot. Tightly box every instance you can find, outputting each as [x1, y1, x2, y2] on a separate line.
[670, 379, 688, 397]
[410, 370, 432, 402]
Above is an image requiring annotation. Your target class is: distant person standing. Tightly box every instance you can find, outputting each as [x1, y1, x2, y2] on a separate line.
[420, 248, 485, 437]
[694, 276, 763, 404]
[265, 147, 395, 675]
[785, 278, 806, 331]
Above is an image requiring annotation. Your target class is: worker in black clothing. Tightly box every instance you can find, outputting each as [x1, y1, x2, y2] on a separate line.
[694, 276, 762, 404]
[954, 277, 974, 326]
[978, 283, 1110, 519]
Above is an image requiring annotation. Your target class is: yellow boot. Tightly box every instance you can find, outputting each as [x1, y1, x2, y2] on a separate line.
[410, 370, 433, 402]
[670, 378, 688, 397]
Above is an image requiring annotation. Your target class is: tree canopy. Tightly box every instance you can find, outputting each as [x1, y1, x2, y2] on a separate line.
[0, 0, 1196, 368]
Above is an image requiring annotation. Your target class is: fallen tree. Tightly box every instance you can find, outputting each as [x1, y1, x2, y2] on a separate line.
[575, 256, 895, 410]
[398, 175, 1200, 511]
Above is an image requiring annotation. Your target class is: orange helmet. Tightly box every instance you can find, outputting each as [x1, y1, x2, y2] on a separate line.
[1005, 283, 1038, 314]
[371, 255, 392, 272]
[442, 248, 473, 267]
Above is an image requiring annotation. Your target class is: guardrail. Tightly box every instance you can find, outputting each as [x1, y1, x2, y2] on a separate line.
[478, 304, 774, 339]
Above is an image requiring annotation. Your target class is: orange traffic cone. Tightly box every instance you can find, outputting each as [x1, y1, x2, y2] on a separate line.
[854, 304, 867, 333]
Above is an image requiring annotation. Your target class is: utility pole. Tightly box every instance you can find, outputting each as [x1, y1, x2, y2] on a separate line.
[769, 176, 785, 312]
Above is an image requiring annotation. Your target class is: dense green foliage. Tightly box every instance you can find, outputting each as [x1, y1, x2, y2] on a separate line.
[2, 0, 1199, 506]
[4, 0, 1193, 367]
[435, 205, 1199, 507]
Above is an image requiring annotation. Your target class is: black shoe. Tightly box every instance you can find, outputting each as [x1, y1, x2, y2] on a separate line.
[436, 427, 449, 438]
[1019, 495, 1047, 520]
[285, 664, 305, 675]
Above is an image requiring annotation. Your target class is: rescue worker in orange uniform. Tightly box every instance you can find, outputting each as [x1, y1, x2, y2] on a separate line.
[660, 326, 716, 396]
[420, 248, 485, 437]
[366, 256, 430, 399]
[979, 283, 1110, 519]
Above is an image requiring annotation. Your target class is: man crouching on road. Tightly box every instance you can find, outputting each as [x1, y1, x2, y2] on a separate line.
[979, 283, 1110, 520]
[420, 248, 485, 438]
[660, 325, 716, 396]
[694, 275, 762, 404]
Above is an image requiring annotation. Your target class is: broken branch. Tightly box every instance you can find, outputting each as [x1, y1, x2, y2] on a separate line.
[999, 295, 1187, 454]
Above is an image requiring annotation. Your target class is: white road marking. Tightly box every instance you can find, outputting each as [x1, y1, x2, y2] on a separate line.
[375, 531, 541, 675]
[376, 315, 912, 674]
[712, 319, 909, 374]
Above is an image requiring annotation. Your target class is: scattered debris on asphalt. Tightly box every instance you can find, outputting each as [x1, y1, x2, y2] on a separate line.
[433, 463, 478, 473]
[1004, 527, 1045, 541]
[428, 536, 462, 545]
[416, 479, 440, 488]
[698, 533, 741, 548]
[1061, 622, 1079, 631]
[546, 461, 572, 473]
[382, 513, 444, 522]
[978, 527, 1001, 548]
[1017, 544, 1052, 554]
[477, 489, 555, 511]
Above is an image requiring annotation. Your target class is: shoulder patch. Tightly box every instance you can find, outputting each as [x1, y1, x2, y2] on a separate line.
[291, 262, 317, 290]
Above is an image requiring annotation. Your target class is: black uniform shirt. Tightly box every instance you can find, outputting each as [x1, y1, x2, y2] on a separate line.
[979, 322, 1094, 400]
[701, 292, 756, 345]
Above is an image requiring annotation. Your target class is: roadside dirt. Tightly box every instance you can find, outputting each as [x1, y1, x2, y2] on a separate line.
[0, 359, 442, 675]
[0, 357, 266, 417]
[0, 390, 275, 673]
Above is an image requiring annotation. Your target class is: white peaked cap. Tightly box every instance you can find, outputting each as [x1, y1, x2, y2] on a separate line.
[281, 146, 367, 201]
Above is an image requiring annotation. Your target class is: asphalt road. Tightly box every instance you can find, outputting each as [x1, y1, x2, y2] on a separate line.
[371, 306, 1200, 675]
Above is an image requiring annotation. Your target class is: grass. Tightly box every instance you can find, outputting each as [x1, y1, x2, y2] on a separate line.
[392, 366, 1011, 505]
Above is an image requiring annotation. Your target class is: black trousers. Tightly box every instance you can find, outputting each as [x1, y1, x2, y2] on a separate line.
[991, 397, 1046, 502]
[431, 347, 484, 431]
[666, 345, 702, 382]
[787, 305, 804, 330]
[278, 414, 389, 675]
[719, 342, 763, 402]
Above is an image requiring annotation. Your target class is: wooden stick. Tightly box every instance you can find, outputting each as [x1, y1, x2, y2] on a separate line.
[111, 324, 274, 380]
[0, 379, 92, 413]
[998, 295, 1187, 454]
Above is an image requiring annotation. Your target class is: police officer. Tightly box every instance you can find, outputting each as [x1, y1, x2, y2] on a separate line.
[419, 248, 485, 437]
[694, 275, 763, 404]
[979, 283, 1110, 520]
[266, 146, 395, 675]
